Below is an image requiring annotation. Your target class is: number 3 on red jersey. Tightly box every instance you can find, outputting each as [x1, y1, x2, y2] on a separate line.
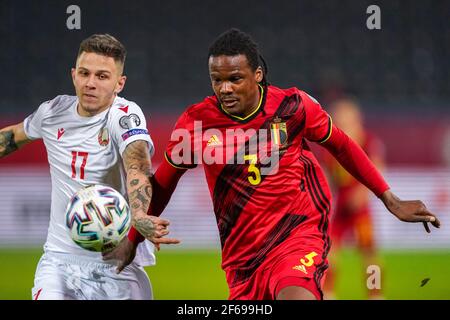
[244, 154, 261, 185]
[71, 151, 89, 179]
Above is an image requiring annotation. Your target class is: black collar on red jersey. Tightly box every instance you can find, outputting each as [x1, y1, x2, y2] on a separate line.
[215, 84, 268, 124]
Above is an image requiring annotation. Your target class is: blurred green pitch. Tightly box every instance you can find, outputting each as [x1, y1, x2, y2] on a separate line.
[0, 248, 449, 300]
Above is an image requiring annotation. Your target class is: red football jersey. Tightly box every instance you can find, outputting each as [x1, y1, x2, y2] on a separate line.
[165, 85, 332, 288]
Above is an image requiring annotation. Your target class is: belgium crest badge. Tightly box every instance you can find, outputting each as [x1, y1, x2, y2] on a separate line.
[270, 117, 288, 148]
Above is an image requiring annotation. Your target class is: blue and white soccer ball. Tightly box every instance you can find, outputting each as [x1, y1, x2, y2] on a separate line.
[66, 185, 131, 252]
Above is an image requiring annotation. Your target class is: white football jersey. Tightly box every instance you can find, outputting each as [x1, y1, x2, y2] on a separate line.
[24, 95, 156, 265]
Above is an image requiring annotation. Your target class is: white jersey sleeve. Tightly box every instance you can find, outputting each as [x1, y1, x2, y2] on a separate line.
[23, 96, 62, 140]
[109, 101, 155, 156]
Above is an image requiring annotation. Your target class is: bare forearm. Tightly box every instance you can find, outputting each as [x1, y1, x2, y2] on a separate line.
[0, 129, 18, 158]
[128, 173, 157, 238]
[127, 172, 152, 218]
[379, 189, 397, 209]
[0, 123, 31, 158]
[123, 140, 156, 238]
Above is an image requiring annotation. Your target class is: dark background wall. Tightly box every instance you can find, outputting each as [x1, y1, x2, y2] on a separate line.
[0, 0, 449, 118]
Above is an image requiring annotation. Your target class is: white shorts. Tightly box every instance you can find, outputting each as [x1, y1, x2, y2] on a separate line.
[31, 251, 152, 300]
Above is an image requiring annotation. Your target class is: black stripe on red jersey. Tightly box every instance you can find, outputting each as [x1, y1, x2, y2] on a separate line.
[299, 154, 329, 299]
[299, 152, 331, 299]
[309, 115, 333, 144]
[301, 153, 331, 296]
[165, 151, 197, 169]
[214, 84, 268, 124]
[230, 214, 308, 287]
[213, 94, 306, 249]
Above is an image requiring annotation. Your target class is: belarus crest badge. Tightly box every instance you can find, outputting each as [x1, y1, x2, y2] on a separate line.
[98, 127, 110, 146]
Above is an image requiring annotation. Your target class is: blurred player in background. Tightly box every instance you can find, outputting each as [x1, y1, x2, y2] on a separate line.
[0, 34, 178, 300]
[322, 97, 385, 299]
[127, 28, 440, 300]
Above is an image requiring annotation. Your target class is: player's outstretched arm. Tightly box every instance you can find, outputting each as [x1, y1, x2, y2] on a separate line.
[127, 156, 187, 245]
[380, 189, 440, 233]
[321, 124, 441, 233]
[122, 140, 180, 246]
[0, 122, 31, 158]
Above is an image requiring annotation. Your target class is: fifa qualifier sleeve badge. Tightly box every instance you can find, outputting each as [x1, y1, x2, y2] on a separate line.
[118, 113, 149, 141]
[119, 114, 141, 130]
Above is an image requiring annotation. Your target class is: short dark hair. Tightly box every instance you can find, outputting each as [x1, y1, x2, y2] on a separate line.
[208, 28, 269, 86]
[78, 34, 127, 66]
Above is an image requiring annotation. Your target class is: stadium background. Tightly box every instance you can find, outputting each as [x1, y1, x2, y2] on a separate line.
[0, 0, 449, 299]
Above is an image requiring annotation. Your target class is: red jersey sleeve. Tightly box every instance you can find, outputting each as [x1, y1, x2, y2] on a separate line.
[300, 91, 332, 143]
[165, 110, 198, 169]
[321, 125, 390, 197]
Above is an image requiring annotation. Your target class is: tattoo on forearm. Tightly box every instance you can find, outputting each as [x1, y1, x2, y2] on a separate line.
[0, 131, 18, 157]
[144, 185, 151, 198]
[134, 217, 156, 238]
[129, 184, 152, 212]
[128, 162, 152, 177]
[131, 202, 140, 210]
[123, 141, 152, 177]
[124, 141, 153, 217]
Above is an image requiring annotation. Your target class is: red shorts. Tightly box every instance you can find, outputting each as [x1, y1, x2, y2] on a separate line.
[228, 236, 329, 300]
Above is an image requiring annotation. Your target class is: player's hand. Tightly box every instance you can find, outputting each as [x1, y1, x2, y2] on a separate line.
[380, 190, 441, 233]
[102, 237, 137, 274]
[133, 215, 180, 249]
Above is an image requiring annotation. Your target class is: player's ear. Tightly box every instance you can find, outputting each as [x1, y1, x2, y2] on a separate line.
[115, 75, 127, 95]
[71, 68, 76, 83]
[255, 66, 263, 83]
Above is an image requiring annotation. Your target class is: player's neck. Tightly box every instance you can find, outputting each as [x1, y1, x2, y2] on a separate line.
[77, 97, 115, 117]
[241, 85, 263, 117]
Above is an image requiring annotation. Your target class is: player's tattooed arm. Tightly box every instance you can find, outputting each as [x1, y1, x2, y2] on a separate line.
[0, 122, 31, 158]
[122, 140, 180, 246]
[0, 131, 17, 157]
[122, 140, 154, 237]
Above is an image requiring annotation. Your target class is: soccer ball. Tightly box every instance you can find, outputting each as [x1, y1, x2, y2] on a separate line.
[66, 185, 131, 252]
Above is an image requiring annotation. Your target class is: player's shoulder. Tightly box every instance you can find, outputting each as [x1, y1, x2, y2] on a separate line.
[39, 94, 77, 112]
[268, 85, 323, 118]
[268, 85, 298, 96]
[182, 95, 218, 120]
[109, 96, 144, 117]
[268, 85, 319, 104]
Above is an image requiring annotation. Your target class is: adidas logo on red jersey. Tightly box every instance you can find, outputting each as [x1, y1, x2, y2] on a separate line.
[207, 135, 222, 147]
